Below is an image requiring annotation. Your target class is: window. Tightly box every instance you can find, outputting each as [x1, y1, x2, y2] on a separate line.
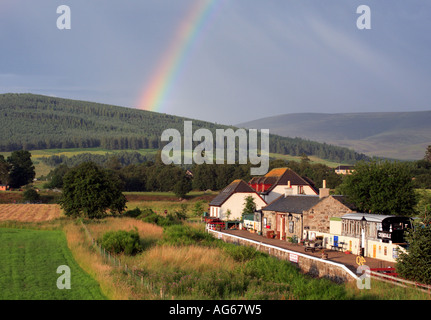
[289, 221, 294, 233]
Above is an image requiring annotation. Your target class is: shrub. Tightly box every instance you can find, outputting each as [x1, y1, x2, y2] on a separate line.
[123, 207, 142, 218]
[100, 229, 141, 255]
[23, 188, 40, 203]
[192, 201, 205, 217]
[222, 244, 260, 262]
[162, 224, 215, 246]
[138, 208, 183, 227]
[137, 208, 157, 219]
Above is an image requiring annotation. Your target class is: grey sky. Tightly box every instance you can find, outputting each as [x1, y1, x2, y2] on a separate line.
[0, 0, 430, 125]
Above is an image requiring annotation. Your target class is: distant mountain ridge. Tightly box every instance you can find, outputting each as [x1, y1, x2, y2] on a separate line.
[237, 111, 431, 160]
[0, 93, 367, 164]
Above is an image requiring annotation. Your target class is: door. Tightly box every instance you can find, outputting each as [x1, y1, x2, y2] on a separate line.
[373, 244, 376, 258]
[276, 214, 285, 239]
[334, 236, 339, 248]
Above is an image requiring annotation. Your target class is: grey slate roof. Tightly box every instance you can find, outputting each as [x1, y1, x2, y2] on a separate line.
[262, 195, 321, 214]
[209, 180, 258, 207]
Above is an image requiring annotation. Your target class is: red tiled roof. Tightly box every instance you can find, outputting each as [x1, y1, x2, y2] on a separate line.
[249, 167, 317, 194]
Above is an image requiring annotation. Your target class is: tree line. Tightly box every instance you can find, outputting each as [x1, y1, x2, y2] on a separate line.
[43, 153, 345, 195]
[40, 151, 155, 168]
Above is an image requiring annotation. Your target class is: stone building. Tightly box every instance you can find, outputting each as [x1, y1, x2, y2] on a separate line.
[302, 195, 357, 235]
[261, 181, 356, 242]
[261, 194, 321, 241]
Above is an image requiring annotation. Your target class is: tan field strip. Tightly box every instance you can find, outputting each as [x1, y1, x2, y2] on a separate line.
[0, 204, 63, 222]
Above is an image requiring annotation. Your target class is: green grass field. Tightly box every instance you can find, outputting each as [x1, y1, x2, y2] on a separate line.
[0, 228, 106, 300]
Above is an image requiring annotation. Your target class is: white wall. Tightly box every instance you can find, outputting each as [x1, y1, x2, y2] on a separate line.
[265, 185, 317, 203]
[217, 192, 266, 221]
[330, 219, 342, 235]
[311, 230, 403, 262]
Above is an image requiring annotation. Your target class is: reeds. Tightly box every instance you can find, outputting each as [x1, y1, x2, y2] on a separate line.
[63, 221, 141, 300]
[131, 244, 238, 274]
[86, 217, 164, 241]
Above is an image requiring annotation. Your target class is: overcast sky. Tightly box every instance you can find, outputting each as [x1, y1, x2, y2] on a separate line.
[1, 0, 430, 125]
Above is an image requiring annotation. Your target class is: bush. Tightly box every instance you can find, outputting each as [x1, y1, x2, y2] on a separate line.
[222, 244, 260, 262]
[23, 188, 41, 203]
[137, 208, 156, 219]
[137, 208, 183, 227]
[162, 224, 215, 246]
[100, 229, 141, 255]
[192, 201, 205, 217]
[141, 212, 178, 227]
[123, 207, 142, 218]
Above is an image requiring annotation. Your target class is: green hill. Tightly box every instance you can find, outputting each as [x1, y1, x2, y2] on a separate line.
[237, 112, 431, 160]
[0, 93, 367, 164]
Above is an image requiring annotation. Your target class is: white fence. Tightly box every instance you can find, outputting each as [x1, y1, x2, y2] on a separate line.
[207, 228, 360, 282]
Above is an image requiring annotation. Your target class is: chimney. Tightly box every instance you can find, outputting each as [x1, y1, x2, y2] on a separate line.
[319, 180, 330, 199]
[284, 181, 292, 198]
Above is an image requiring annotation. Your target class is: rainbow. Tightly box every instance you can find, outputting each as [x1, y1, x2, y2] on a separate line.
[137, 0, 220, 113]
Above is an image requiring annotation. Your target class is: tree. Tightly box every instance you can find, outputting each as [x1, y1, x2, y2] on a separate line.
[242, 195, 256, 219]
[396, 218, 431, 284]
[336, 160, 417, 216]
[192, 200, 205, 217]
[173, 176, 192, 198]
[425, 145, 431, 162]
[7, 150, 35, 188]
[59, 162, 126, 218]
[0, 155, 10, 186]
[23, 188, 41, 203]
[415, 190, 431, 220]
[43, 164, 70, 189]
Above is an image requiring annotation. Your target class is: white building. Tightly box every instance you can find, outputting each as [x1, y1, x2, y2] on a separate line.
[208, 179, 267, 221]
[315, 213, 412, 262]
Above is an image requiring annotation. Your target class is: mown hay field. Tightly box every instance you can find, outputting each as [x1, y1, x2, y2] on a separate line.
[0, 204, 62, 222]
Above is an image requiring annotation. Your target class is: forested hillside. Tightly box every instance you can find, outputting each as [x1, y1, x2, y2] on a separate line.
[0, 93, 367, 164]
[238, 111, 431, 160]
